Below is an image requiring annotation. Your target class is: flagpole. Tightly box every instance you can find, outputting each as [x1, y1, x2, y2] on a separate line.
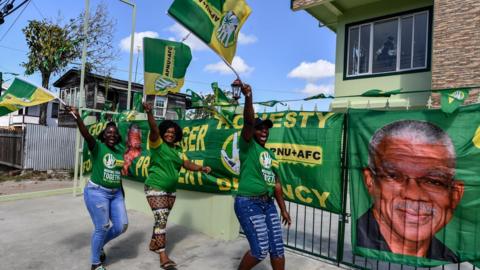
[167, 12, 241, 80]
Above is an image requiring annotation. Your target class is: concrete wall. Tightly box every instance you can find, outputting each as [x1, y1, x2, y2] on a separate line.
[123, 180, 240, 241]
[332, 0, 433, 110]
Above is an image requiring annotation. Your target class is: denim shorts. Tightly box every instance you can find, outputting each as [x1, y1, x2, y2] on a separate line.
[234, 195, 285, 260]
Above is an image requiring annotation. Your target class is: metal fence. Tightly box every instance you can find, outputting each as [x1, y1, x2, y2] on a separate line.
[0, 125, 76, 170]
[0, 128, 24, 168]
[23, 124, 76, 170]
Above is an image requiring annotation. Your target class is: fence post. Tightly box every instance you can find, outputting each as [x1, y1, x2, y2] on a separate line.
[336, 113, 350, 265]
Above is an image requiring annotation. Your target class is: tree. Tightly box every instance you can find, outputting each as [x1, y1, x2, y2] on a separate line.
[186, 93, 216, 120]
[22, 20, 78, 125]
[22, 2, 117, 125]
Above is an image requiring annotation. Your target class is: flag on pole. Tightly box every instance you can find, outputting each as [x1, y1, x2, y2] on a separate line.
[440, 89, 469, 113]
[0, 78, 56, 117]
[212, 82, 232, 106]
[143, 37, 192, 95]
[168, 0, 252, 64]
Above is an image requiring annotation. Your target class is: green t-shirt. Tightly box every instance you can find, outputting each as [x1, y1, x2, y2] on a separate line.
[237, 136, 280, 196]
[145, 137, 186, 192]
[90, 140, 124, 188]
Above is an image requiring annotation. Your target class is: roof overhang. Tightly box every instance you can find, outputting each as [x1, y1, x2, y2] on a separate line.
[291, 0, 383, 32]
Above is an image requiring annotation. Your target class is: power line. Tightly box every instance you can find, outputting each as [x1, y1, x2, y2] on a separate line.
[0, 44, 27, 52]
[31, 0, 45, 19]
[0, 0, 31, 42]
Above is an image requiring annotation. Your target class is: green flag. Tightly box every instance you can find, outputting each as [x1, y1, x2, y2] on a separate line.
[440, 89, 468, 113]
[133, 92, 144, 113]
[361, 88, 402, 97]
[304, 93, 334, 101]
[143, 37, 192, 95]
[212, 82, 232, 106]
[173, 107, 184, 120]
[0, 78, 56, 117]
[187, 89, 205, 108]
[168, 0, 251, 64]
[257, 100, 286, 107]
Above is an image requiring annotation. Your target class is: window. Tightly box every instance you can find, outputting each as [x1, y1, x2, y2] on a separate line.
[345, 8, 430, 78]
[153, 96, 167, 118]
[51, 103, 59, 118]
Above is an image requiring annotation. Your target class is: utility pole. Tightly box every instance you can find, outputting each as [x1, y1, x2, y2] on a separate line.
[0, 72, 3, 96]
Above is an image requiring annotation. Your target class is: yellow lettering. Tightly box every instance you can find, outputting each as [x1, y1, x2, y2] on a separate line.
[196, 125, 208, 151]
[316, 112, 335, 128]
[269, 113, 284, 128]
[284, 112, 297, 128]
[295, 186, 313, 204]
[181, 127, 190, 150]
[312, 189, 330, 208]
[142, 156, 150, 177]
[282, 184, 295, 200]
[188, 126, 200, 151]
[233, 115, 243, 130]
[299, 112, 315, 128]
[135, 156, 145, 177]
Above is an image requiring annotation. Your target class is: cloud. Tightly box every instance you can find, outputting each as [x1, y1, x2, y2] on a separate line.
[119, 31, 159, 53]
[204, 56, 254, 75]
[166, 23, 208, 51]
[300, 83, 335, 96]
[238, 32, 257, 45]
[288, 59, 335, 81]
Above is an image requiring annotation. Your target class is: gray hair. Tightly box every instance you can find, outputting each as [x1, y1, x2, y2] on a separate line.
[368, 120, 456, 170]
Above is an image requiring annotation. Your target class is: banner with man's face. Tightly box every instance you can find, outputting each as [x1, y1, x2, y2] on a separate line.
[348, 104, 480, 267]
[82, 111, 344, 213]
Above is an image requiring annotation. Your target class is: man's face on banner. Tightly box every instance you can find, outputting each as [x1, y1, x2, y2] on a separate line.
[363, 136, 464, 244]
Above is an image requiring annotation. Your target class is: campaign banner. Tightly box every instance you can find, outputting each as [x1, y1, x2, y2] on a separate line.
[82, 111, 344, 213]
[348, 104, 480, 267]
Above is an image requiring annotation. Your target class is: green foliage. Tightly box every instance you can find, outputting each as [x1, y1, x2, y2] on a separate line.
[22, 19, 77, 85]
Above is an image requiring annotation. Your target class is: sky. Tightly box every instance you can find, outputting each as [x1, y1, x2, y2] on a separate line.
[0, 0, 336, 111]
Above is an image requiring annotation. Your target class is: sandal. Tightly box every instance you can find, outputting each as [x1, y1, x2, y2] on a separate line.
[160, 261, 177, 270]
[167, 260, 177, 266]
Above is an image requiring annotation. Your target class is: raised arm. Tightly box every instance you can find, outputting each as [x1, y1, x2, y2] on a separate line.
[182, 160, 211, 174]
[66, 106, 96, 151]
[274, 176, 291, 226]
[143, 101, 160, 143]
[237, 80, 254, 142]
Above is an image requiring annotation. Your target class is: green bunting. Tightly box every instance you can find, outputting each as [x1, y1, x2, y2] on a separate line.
[361, 89, 402, 97]
[257, 100, 286, 107]
[440, 89, 469, 113]
[303, 93, 334, 101]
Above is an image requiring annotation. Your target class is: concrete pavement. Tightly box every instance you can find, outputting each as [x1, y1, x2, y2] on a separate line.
[0, 193, 345, 270]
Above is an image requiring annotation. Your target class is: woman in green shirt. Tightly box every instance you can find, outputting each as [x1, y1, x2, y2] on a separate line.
[143, 102, 211, 270]
[67, 107, 128, 270]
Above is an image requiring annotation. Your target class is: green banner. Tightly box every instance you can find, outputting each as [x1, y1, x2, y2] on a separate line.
[82, 111, 344, 212]
[348, 104, 480, 267]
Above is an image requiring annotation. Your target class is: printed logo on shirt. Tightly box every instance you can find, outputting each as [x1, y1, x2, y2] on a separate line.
[103, 153, 116, 169]
[259, 151, 272, 169]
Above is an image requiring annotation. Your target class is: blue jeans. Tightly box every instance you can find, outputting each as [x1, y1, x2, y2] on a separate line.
[84, 181, 128, 265]
[234, 196, 285, 261]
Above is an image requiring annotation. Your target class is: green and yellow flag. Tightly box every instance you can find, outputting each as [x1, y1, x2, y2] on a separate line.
[168, 0, 251, 64]
[0, 78, 55, 117]
[212, 82, 232, 106]
[187, 89, 205, 108]
[143, 37, 192, 95]
[440, 89, 469, 113]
